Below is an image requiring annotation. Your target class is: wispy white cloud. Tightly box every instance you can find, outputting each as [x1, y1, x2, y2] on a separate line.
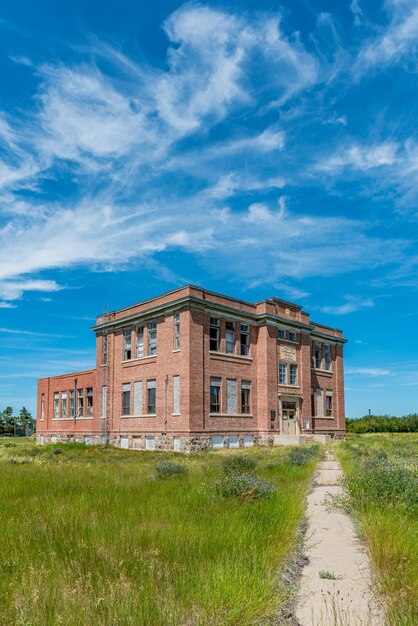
[346, 367, 392, 376]
[320, 296, 375, 315]
[317, 142, 398, 172]
[0, 279, 63, 303]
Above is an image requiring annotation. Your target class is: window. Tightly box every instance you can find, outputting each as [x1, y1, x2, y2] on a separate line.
[225, 321, 235, 354]
[324, 344, 331, 371]
[123, 328, 132, 360]
[148, 322, 157, 356]
[136, 326, 144, 358]
[326, 391, 333, 416]
[77, 389, 84, 417]
[278, 328, 286, 340]
[240, 324, 250, 356]
[86, 388, 93, 417]
[212, 435, 223, 448]
[315, 343, 322, 369]
[102, 335, 108, 365]
[226, 379, 237, 414]
[290, 364, 298, 386]
[145, 436, 155, 450]
[133, 381, 142, 415]
[288, 331, 297, 343]
[122, 383, 130, 415]
[53, 392, 59, 418]
[210, 377, 221, 413]
[61, 391, 67, 418]
[147, 380, 156, 414]
[101, 385, 107, 418]
[279, 363, 287, 385]
[316, 388, 324, 417]
[174, 313, 180, 350]
[41, 393, 45, 420]
[69, 390, 75, 417]
[173, 375, 180, 414]
[241, 380, 251, 414]
[210, 318, 220, 351]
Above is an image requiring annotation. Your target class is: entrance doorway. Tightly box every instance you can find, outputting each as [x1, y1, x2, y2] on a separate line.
[281, 401, 299, 436]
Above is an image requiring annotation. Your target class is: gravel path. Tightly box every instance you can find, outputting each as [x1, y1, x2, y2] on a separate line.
[295, 452, 385, 626]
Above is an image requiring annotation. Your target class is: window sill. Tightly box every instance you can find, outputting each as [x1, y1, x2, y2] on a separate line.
[172, 413, 181, 416]
[312, 368, 333, 375]
[278, 384, 300, 388]
[122, 355, 157, 364]
[314, 415, 334, 420]
[52, 417, 93, 421]
[209, 351, 252, 361]
[209, 413, 253, 418]
[120, 414, 156, 418]
[172, 349, 180, 353]
[278, 339, 298, 345]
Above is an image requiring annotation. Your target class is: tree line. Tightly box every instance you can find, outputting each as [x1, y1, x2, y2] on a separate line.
[346, 414, 418, 433]
[0, 407, 35, 437]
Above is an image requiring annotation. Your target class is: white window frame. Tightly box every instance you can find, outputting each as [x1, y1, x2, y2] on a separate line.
[279, 363, 287, 385]
[136, 326, 144, 359]
[289, 364, 298, 386]
[174, 313, 180, 350]
[123, 328, 132, 360]
[148, 322, 157, 356]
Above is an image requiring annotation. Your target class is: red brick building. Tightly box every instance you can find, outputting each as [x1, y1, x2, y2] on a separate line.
[36, 285, 346, 450]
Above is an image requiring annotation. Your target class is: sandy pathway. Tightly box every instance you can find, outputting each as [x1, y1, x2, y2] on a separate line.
[295, 451, 385, 626]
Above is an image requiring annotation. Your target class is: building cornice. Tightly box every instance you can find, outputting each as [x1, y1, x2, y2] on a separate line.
[92, 294, 347, 344]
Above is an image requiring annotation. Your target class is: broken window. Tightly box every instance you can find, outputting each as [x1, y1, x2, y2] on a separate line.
[326, 391, 333, 416]
[61, 391, 67, 418]
[136, 326, 144, 358]
[148, 322, 157, 356]
[240, 324, 250, 356]
[210, 377, 221, 413]
[225, 321, 235, 354]
[86, 388, 93, 417]
[41, 393, 45, 420]
[324, 344, 331, 371]
[53, 392, 59, 418]
[315, 343, 322, 369]
[241, 380, 251, 414]
[210, 318, 220, 351]
[122, 383, 130, 415]
[288, 331, 297, 342]
[123, 328, 132, 360]
[278, 328, 286, 340]
[69, 390, 75, 418]
[77, 389, 84, 417]
[147, 379, 156, 414]
[174, 313, 180, 350]
[102, 335, 108, 365]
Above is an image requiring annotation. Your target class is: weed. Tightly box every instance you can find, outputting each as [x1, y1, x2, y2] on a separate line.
[221, 455, 257, 474]
[286, 445, 320, 466]
[319, 570, 340, 580]
[155, 461, 189, 479]
[214, 472, 276, 500]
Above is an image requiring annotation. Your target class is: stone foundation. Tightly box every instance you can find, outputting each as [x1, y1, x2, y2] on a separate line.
[37, 430, 334, 450]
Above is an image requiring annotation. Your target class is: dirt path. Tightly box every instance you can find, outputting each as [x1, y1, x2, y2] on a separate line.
[295, 451, 385, 626]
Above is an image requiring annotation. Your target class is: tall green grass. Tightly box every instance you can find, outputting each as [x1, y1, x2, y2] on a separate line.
[337, 433, 418, 626]
[0, 442, 318, 625]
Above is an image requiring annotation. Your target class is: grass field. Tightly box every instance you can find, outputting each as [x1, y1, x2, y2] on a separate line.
[0, 439, 319, 626]
[336, 433, 418, 626]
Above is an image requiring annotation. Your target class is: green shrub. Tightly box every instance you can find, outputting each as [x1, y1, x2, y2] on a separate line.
[221, 455, 257, 474]
[215, 472, 276, 500]
[155, 461, 189, 479]
[286, 445, 319, 466]
[52, 448, 63, 455]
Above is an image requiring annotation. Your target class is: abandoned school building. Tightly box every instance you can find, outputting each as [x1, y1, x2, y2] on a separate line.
[36, 285, 346, 451]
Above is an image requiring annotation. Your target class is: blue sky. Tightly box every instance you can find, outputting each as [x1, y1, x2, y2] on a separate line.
[0, 0, 417, 418]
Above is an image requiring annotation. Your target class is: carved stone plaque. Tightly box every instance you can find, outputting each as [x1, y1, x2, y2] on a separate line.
[280, 345, 297, 361]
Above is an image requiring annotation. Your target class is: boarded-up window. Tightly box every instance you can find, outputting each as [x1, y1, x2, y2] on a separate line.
[316, 388, 324, 416]
[212, 435, 223, 448]
[134, 381, 142, 415]
[173, 376, 180, 414]
[229, 435, 239, 448]
[226, 379, 237, 414]
[102, 385, 107, 418]
[146, 436, 155, 450]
